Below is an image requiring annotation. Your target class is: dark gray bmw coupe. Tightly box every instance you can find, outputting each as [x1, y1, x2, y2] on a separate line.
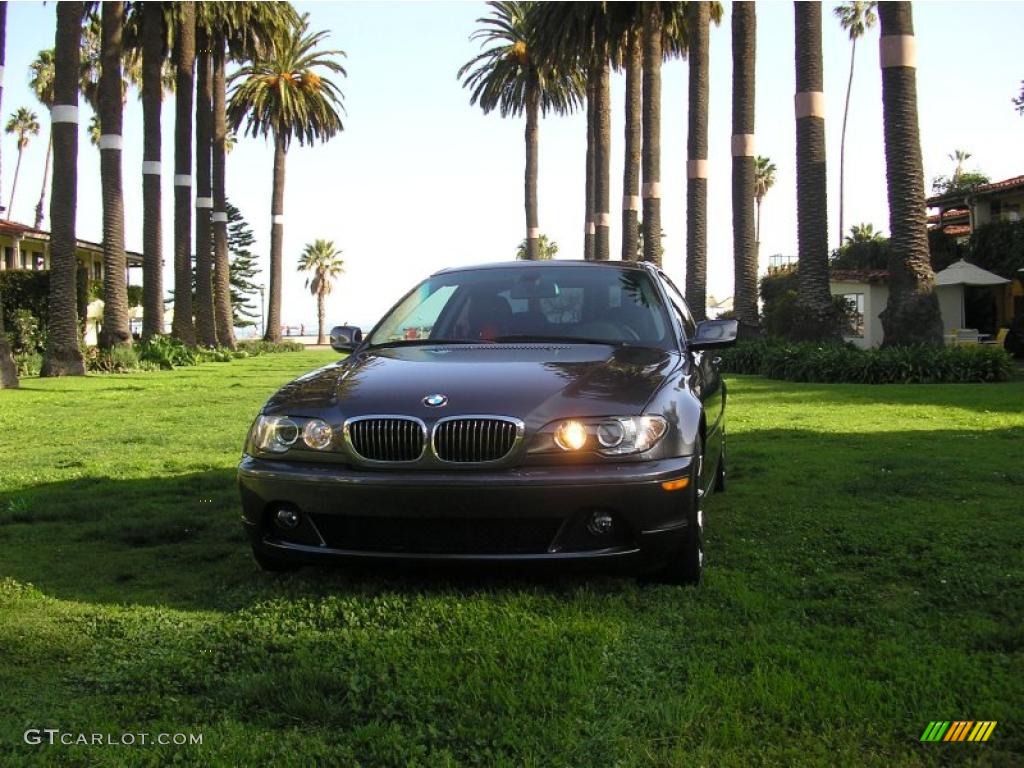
[239, 260, 736, 583]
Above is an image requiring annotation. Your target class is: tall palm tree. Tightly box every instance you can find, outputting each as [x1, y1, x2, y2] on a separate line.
[731, 2, 757, 336]
[0, 1, 16, 389]
[877, 1, 942, 346]
[297, 239, 344, 345]
[459, 2, 583, 261]
[4, 108, 40, 221]
[834, 1, 877, 249]
[41, 1, 86, 377]
[753, 155, 776, 262]
[621, 26, 641, 261]
[171, 1, 196, 345]
[139, 1, 165, 340]
[948, 149, 971, 187]
[193, 20, 217, 347]
[228, 14, 346, 343]
[97, 1, 131, 349]
[685, 1, 710, 320]
[641, 2, 662, 265]
[29, 49, 55, 230]
[793, 1, 836, 340]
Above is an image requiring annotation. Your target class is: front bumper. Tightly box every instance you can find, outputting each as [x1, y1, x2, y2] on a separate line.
[238, 455, 695, 571]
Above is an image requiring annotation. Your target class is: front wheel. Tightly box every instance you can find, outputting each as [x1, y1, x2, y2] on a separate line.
[649, 438, 705, 585]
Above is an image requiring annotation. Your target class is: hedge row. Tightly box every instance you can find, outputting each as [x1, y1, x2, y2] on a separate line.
[718, 340, 1013, 384]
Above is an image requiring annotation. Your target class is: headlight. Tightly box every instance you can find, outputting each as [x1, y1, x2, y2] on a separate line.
[249, 415, 335, 454]
[543, 415, 668, 456]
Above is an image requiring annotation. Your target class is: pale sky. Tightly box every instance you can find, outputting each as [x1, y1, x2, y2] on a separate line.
[2, 1, 1022, 332]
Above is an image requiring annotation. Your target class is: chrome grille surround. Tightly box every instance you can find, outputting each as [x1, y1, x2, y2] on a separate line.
[343, 415, 428, 463]
[431, 415, 525, 464]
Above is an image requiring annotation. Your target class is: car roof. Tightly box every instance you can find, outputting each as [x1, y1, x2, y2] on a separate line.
[432, 259, 656, 277]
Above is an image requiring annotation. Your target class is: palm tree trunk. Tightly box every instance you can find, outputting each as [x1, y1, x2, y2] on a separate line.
[838, 38, 857, 249]
[8, 146, 23, 220]
[40, 1, 86, 376]
[621, 30, 640, 261]
[172, 1, 196, 345]
[141, 0, 163, 340]
[0, 1, 5, 217]
[584, 70, 596, 261]
[687, 1, 711, 321]
[641, 2, 662, 266]
[212, 37, 234, 349]
[0, 2, 15, 387]
[193, 25, 217, 347]
[98, 1, 130, 349]
[594, 56, 611, 262]
[524, 73, 539, 260]
[317, 288, 326, 345]
[877, 2, 943, 346]
[265, 131, 285, 343]
[755, 197, 763, 262]
[34, 134, 52, 229]
[793, 1, 837, 340]
[732, 2, 758, 337]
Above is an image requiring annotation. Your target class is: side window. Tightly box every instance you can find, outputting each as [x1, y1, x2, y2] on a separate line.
[658, 273, 697, 339]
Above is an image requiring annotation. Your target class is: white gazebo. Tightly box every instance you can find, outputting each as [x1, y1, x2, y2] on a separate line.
[933, 259, 1010, 331]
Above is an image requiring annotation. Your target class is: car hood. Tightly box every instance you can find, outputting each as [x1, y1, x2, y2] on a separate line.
[263, 344, 681, 425]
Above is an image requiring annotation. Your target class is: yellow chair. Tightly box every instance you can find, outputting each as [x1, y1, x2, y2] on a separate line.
[981, 328, 1009, 347]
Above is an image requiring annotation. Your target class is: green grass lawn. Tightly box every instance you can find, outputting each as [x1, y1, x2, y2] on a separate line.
[1, 352, 1021, 766]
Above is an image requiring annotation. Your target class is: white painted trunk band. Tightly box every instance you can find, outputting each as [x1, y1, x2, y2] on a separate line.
[880, 35, 916, 68]
[731, 134, 756, 157]
[272, 215, 284, 225]
[212, 212, 228, 223]
[98, 134, 123, 150]
[527, 228, 540, 239]
[642, 182, 662, 198]
[623, 195, 640, 211]
[596, 212, 611, 227]
[0, 66, 5, 87]
[51, 105, 79, 124]
[195, 197, 213, 209]
[687, 159, 708, 179]
[585, 222, 596, 235]
[795, 92, 825, 119]
[174, 174, 192, 186]
[142, 161, 161, 175]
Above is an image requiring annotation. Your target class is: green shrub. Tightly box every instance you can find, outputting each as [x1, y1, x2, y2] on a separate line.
[85, 345, 141, 373]
[14, 352, 42, 377]
[719, 340, 1013, 384]
[8, 309, 45, 354]
[137, 335, 201, 369]
[236, 339, 305, 356]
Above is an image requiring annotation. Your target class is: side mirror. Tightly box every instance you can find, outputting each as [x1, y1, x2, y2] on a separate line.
[330, 325, 363, 353]
[688, 319, 738, 350]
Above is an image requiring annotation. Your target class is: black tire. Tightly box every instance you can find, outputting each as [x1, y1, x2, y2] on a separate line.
[650, 438, 705, 585]
[252, 547, 300, 573]
[713, 427, 726, 493]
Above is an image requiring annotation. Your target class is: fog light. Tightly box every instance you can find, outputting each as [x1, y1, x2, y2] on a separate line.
[275, 508, 300, 529]
[587, 511, 614, 536]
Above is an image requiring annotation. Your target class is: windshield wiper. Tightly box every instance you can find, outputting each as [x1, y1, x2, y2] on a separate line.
[490, 334, 624, 345]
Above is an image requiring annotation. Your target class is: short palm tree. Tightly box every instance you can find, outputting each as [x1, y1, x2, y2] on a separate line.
[5, 108, 40, 221]
[753, 155, 776, 260]
[41, 1, 87, 377]
[297, 240, 344, 345]
[228, 14, 346, 343]
[516, 233, 558, 260]
[834, 1, 877, 249]
[948, 149, 971, 187]
[846, 222, 884, 244]
[459, 2, 583, 261]
[29, 49, 55, 229]
[877, 2, 942, 346]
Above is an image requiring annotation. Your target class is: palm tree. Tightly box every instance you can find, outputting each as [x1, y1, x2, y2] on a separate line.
[877, 2, 942, 346]
[731, 2, 757, 336]
[685, 1, 711, 319]
[516, 232, 558, 259]
[641, 2, 662, 265]
[459, 2, 583, 261]
[139, 2, 165, 340]
[621, 26, 641, 261]
[297, 239, 344, 345]
[4, 108, 40, 221]
[171, 1, 196, 345]
[193, 19, 217, 347]
[0, 2, 16, 388]
[228, 14, 346, 343]
[948, 149, 971, 187]
[97, 1, 131, 349]
[0, 1, 5, 218]
[753, 155, 776, 261]
[846, 222, 884, 244]
[834, 1, 877, 249]
[29, 49, 55, 230]
[41, 1, 87, 377]
[793, 1, 837, 340]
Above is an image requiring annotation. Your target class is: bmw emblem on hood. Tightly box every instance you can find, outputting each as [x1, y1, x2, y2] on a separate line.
[423, 393, 448, 408]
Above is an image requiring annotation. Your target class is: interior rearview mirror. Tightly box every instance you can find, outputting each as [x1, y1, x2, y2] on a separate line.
[330, 325, 363, 353]
[688, 319, 738, 350]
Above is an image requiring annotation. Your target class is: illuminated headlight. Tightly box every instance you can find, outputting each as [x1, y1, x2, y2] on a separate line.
[547, 415, 668, 456]
[249, 415, 334, 454]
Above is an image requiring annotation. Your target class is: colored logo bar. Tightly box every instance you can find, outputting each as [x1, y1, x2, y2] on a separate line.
[920, 721, 997, 742]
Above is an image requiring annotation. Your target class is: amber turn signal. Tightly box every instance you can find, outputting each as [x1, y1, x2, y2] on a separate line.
[660, 477, 690, 492]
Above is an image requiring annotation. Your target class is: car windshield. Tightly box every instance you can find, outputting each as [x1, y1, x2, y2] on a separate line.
[367, 265, 675, 350]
